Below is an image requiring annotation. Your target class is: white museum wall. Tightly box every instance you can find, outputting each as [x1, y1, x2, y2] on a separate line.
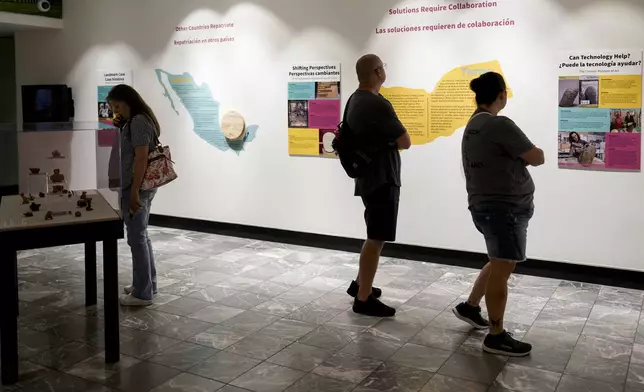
[13, 0, 644, 271]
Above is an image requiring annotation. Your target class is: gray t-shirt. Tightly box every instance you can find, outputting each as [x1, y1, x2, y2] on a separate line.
[120, 114, 158, 190]
[462, 109, 535, 207]
[346, 90, 407, 197]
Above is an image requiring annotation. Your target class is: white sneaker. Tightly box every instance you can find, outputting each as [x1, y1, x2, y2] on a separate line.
[123, 285, 158, 296]
[119, 294, 153, 307]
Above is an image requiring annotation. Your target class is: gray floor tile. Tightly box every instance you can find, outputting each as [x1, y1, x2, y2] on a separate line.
[231, 363, 305, 392]
[260, 319, 317, 340]
[628, 362, 644, 389]
[389, 343, 452, 373]
[556, 374, 622, 392]
[421, 374, 488, 392]
[107, 361, 182, 392]
[438, 353, 506, 384]
[298, 325, 358, 350]
[120, 310, 182, 332]
[365, 319, 424, 343]
[284, 373, 354, 392]
[225, 333, 292, 360]
[190, 325, 252, 350]
[325, 310, 381, 333]
[189, 351, 261, 383]
[286, 303, 345, 324]
[21, 372, 110, 392]
[217, 292, 272, 310]
[573, 334, 632, 362]
[65, 353, 140, 383]
[31, 341, 102, 370]
[221, 311, 280, 333]
[188, 305, 246, 324]
[150, 372, 224, 392]
[253, 298, 305, 317]
[152, 317, 214, 340]
[356, 362, 432, 392]
[565, 351, 628, 384]
[494, 363, 561, 392]
[119, 332, 181, 360]
[339, 333, 403, 361]
[410, 326, 469, 351]
[267, 342, 334, 371]
[154, 297, 211, 316]
[149, 342, 219, 370]
[313, 352, 382, 384]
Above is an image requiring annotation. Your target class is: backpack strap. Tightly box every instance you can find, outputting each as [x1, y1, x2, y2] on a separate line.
[340, 95, 353, 127]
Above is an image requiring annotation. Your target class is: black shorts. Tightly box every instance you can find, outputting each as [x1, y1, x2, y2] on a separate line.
[361, 185, 400, 242]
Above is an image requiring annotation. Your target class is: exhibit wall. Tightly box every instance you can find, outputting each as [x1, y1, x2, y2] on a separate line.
[13, 0, 644, 271]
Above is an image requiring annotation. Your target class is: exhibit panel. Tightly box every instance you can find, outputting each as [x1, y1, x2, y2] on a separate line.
[12, 0, 644, 271]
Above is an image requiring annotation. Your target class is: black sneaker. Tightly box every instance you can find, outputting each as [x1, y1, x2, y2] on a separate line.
[483, 331, 532, 357]
[452, 302, 489, 329]
[353, 295, 396, 317]
[347, 280, 382, 298]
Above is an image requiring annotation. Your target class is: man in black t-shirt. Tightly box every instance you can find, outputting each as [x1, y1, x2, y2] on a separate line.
[344, 54, 411, 317]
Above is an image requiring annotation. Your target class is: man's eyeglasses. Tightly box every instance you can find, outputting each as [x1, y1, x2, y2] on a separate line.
[376, 63, 387, 71]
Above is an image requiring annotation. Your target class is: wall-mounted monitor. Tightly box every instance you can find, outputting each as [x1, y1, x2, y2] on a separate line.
[21, 84, 74, 125]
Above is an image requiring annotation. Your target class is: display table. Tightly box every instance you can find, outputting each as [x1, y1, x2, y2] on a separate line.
[0, 191, 124, 385]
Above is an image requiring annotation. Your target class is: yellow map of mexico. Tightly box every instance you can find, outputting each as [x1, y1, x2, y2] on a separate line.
[381, 60, 512, 145]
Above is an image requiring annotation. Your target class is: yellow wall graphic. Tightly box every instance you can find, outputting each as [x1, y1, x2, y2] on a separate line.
[381, 60, 512, 145]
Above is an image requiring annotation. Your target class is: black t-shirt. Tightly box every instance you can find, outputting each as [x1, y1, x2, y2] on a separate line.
[346, 90, 407, 197]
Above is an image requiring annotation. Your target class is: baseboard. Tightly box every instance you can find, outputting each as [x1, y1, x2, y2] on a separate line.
[150, 214, 644, 291]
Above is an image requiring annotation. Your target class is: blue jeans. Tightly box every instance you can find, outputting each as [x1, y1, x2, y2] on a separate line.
[470, 203, 534, 262]
[121, 188, 157, 300]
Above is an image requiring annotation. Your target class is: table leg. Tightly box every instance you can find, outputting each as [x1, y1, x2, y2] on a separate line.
[0, 249, 18, 385]
[103, 238, 120, 363]
[85, 241, 97, 306]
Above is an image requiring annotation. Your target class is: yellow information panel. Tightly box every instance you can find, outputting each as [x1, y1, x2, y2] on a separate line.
[288, 128, 319, 156]
[599, 75, 642, 109]
[381, 60, 512, 145]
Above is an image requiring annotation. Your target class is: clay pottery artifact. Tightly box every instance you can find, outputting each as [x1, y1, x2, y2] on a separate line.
[23, 212, 33, 217]
[77, 199, 87, 208]
[50, 169, 65, 183]
[29, 203, 41, 212]
[39, 192, 45, 198]
[44, 211, 53, 220]
[29, 168, 40, 174]
[75, 211, 82, 217]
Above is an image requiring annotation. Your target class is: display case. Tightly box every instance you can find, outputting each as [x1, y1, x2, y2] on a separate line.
[16, 121, 122, 216]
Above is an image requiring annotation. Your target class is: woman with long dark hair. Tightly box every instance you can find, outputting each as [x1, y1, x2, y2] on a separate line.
[108, 84, 161, 306]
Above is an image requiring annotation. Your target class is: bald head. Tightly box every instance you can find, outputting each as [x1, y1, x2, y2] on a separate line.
[356, 54, 384, 85]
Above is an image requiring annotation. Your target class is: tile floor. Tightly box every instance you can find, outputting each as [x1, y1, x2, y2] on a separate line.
[4, 226, 644, 391]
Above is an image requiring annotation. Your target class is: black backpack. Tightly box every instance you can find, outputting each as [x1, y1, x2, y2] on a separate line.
[332, 97, 381, 178]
